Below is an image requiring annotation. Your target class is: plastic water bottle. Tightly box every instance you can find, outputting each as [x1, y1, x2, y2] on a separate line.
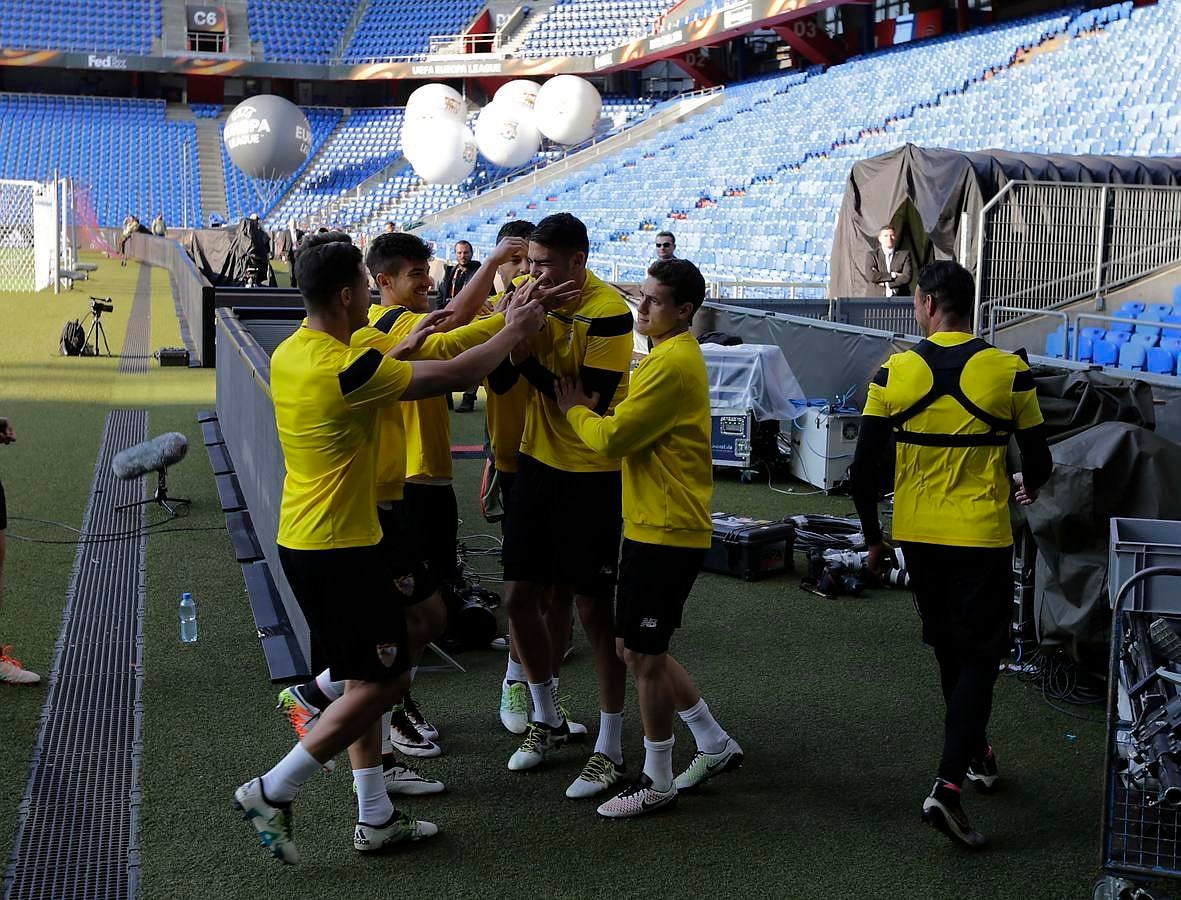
[179, 592, 198, 644]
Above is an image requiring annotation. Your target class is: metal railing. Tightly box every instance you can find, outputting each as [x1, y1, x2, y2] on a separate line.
[973, 180, 1181, 336]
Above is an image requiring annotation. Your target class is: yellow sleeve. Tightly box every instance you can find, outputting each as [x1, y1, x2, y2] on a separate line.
[352, 324, 398, 356]
[584, 329, 634, 374]
[412, 314, 505, 361]
[1012, 362, 1044, 430]
[565, 357, 680, 458]
[863, 358, 893, 418]
[338, 349, 413, 409]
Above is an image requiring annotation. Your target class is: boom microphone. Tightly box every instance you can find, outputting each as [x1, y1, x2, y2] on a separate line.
[111, 433, 189, 480]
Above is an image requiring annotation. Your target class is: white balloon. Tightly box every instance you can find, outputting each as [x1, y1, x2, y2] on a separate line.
[475, 101, 541, 169]
[406, 119, 477, 185]
[494, 80, 541, 114]
[405, 83, 466, 123]
[534, 75, 602, 146]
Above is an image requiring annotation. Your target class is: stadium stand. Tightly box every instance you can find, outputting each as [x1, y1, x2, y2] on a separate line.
[0, 0, 161, 54]
[425, 10, 1075, 287]
[0, 94, 200, 228]
[222, 107, 343, 222]
[247, 0, 356, 64]
[341, 0, 485, 63]
[519, 0, 675, 57]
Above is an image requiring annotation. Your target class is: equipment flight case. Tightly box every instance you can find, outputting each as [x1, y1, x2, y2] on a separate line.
[702, 513, 795, 581]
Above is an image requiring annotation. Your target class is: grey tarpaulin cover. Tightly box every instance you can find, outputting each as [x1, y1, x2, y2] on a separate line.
[182, 222, 276, 287]
[1024, 423, 1181, 666]
[828, 144, 1181, 297]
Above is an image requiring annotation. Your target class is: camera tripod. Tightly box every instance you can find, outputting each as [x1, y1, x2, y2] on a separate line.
[83, 309, 112, 357]
[114, 468, 191, 518]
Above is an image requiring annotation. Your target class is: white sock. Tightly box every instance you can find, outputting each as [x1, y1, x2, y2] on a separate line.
[261, 743, 322, 804]
[353, 765, 394, 826]
[594, 711, 623, 765]
[316, 669, 344, 701]
[678, 698, 728, 754]
[642, 736, 675, 792]
[505, 656, 526, 683]
[381, 710, 394, 755]
[528, 680, 560, 727]
[410, 666, 418, 681]
[550, 676, 561, 709]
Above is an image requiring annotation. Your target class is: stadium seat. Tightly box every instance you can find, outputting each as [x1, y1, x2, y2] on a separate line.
[1119, 341, 1147, 370]
[1093, 340, 1120, 366]
[1077, 334, 1094, 362]
[1148, 347, 1177, 374]
[1106, 331, 1134, 345]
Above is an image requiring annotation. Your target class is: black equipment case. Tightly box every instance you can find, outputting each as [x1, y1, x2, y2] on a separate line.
[702, 513, 795, 581]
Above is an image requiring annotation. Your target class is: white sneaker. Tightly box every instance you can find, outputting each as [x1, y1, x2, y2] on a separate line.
[508, 719, 571, 771]
[566, 752, 625, 799]
[383, 764, 445, 796]
[353, 811, 439, 853]
[0, 648, 40, 686]
[674, 736, 744, 791]
[597, 774, 678, 819]
[390, 706, 442, 758]
[233, 778, 299, 865]
[500, 681, 530, 735]
[403, 694, 439, 742]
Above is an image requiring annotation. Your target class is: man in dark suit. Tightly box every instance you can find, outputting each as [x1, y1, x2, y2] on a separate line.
[866, 225, 913, 298]
[438, 240, 483, 411]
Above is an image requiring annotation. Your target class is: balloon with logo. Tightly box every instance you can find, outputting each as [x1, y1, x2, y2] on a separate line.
[533, 75, 602, 146]
[406, 118, 478, 185]
[405, 83, 466, 124]
[494, 80, 542, 114]
[223, 95, 312, 181]
[475, 100, 541, 169]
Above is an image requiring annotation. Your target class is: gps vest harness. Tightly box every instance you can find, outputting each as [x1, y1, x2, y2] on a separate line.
[885, 338, 1015, 448]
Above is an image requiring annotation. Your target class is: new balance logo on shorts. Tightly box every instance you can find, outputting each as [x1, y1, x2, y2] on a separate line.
[640, 617, 659, 629]
[376, 643, 399, 667]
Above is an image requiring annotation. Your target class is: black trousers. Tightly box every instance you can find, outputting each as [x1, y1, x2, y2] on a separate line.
[934, 646, 997, 785]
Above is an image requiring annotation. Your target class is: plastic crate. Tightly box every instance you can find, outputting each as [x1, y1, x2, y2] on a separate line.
[1109, 519, 1181, 614]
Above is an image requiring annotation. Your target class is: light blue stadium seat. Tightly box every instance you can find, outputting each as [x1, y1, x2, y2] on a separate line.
[1093, 340, 1120, 366]
[1148, 347, 1177, 375]
[1106, 331, 1134, 345]
[1119, 341, 1147, 370]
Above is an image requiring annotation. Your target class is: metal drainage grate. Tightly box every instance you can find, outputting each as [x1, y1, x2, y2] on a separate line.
[4, 265, 153, 900]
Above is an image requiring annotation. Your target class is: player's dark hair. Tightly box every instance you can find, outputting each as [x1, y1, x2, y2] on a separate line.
[648, 258, 707, 318]
[916, 260, 974, 321]
[497, 219, 535, 242]
[365, 231, 432, 279]
[294, 232, 364, 309]
[530, 213, 589, 256]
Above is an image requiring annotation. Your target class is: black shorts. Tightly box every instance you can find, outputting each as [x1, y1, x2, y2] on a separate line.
[499, 470, 517, 527]
[377, 503, 438, 605]
[616, 540, 705, 654]
[502, 454, 622, 598]
[278, 544, 410, 683]
[401, 482, 460, 587]
[901, 541, 1013, 659]
[0, 479, 7, 531]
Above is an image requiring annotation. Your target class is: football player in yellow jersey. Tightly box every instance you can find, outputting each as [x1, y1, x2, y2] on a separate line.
[498, 214, 635, 800]
[850, 260, 1052, 850]
[482, 220, 582, 738]
[557, 259, 743, 818]
[233, 233, 545, 864]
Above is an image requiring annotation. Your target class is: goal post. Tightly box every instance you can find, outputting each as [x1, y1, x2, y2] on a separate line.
[0, 177, 78, 293]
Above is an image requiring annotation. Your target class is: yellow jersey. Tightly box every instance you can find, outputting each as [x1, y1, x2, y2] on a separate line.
[864, 331, 1044, 548]
[567, 331, 712, 548]
[518, 269, 633, 473]
[273, 324, 412, 549]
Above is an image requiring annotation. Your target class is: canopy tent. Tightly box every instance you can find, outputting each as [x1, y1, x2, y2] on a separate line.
[828, 144, 1181, 297]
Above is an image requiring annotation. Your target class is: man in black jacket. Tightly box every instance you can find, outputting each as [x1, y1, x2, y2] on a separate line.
[438, 241, 483, 411]
[849, 260, 1052, 851]
[865, 225, 913, 297]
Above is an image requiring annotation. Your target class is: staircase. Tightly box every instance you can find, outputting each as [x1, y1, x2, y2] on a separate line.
[333, 0, 372, 61]
[498, 0, 556, 55]
[195, 110, 231, 223]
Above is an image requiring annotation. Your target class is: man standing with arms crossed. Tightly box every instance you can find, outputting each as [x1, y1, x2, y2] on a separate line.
[556, 258, 743, 818]
[499, 213, 634, 800]
[233, 232, 544, 863]
[849, 260, 1052, 849]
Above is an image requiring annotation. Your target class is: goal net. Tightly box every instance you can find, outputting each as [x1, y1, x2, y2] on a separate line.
[0, 178, 77, 292]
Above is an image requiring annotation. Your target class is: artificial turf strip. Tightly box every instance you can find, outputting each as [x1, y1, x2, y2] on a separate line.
[2, 269, 1107, 898]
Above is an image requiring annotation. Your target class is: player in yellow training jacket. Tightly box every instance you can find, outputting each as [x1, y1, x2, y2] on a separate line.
[557, 258, 743, 818]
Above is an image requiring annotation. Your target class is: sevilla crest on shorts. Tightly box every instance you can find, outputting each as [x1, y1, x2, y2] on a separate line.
[376, 642, 399, 668]
[395, 574, 416, 597]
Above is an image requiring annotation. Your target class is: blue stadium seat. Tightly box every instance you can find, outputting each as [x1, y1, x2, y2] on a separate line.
[1078, 334, 1094, 362]
[1106, 331, 1134, 345]
[1119, 341, 1148, 370]
[1163, 337, 1181, 355]
[1148, 347, 1177, 375]
[1093, 340, 1120, 366]
[1132, 331, 1159, 347]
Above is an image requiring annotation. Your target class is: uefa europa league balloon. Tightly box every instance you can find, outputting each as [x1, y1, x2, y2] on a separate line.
[223, 95, 312, 180]
[405, 83, 466, 124]
[494, 80, 542, 113]
[534, 75, 602, 146]
[408, 119, 478, 185]
[475, 101, 541, 169]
